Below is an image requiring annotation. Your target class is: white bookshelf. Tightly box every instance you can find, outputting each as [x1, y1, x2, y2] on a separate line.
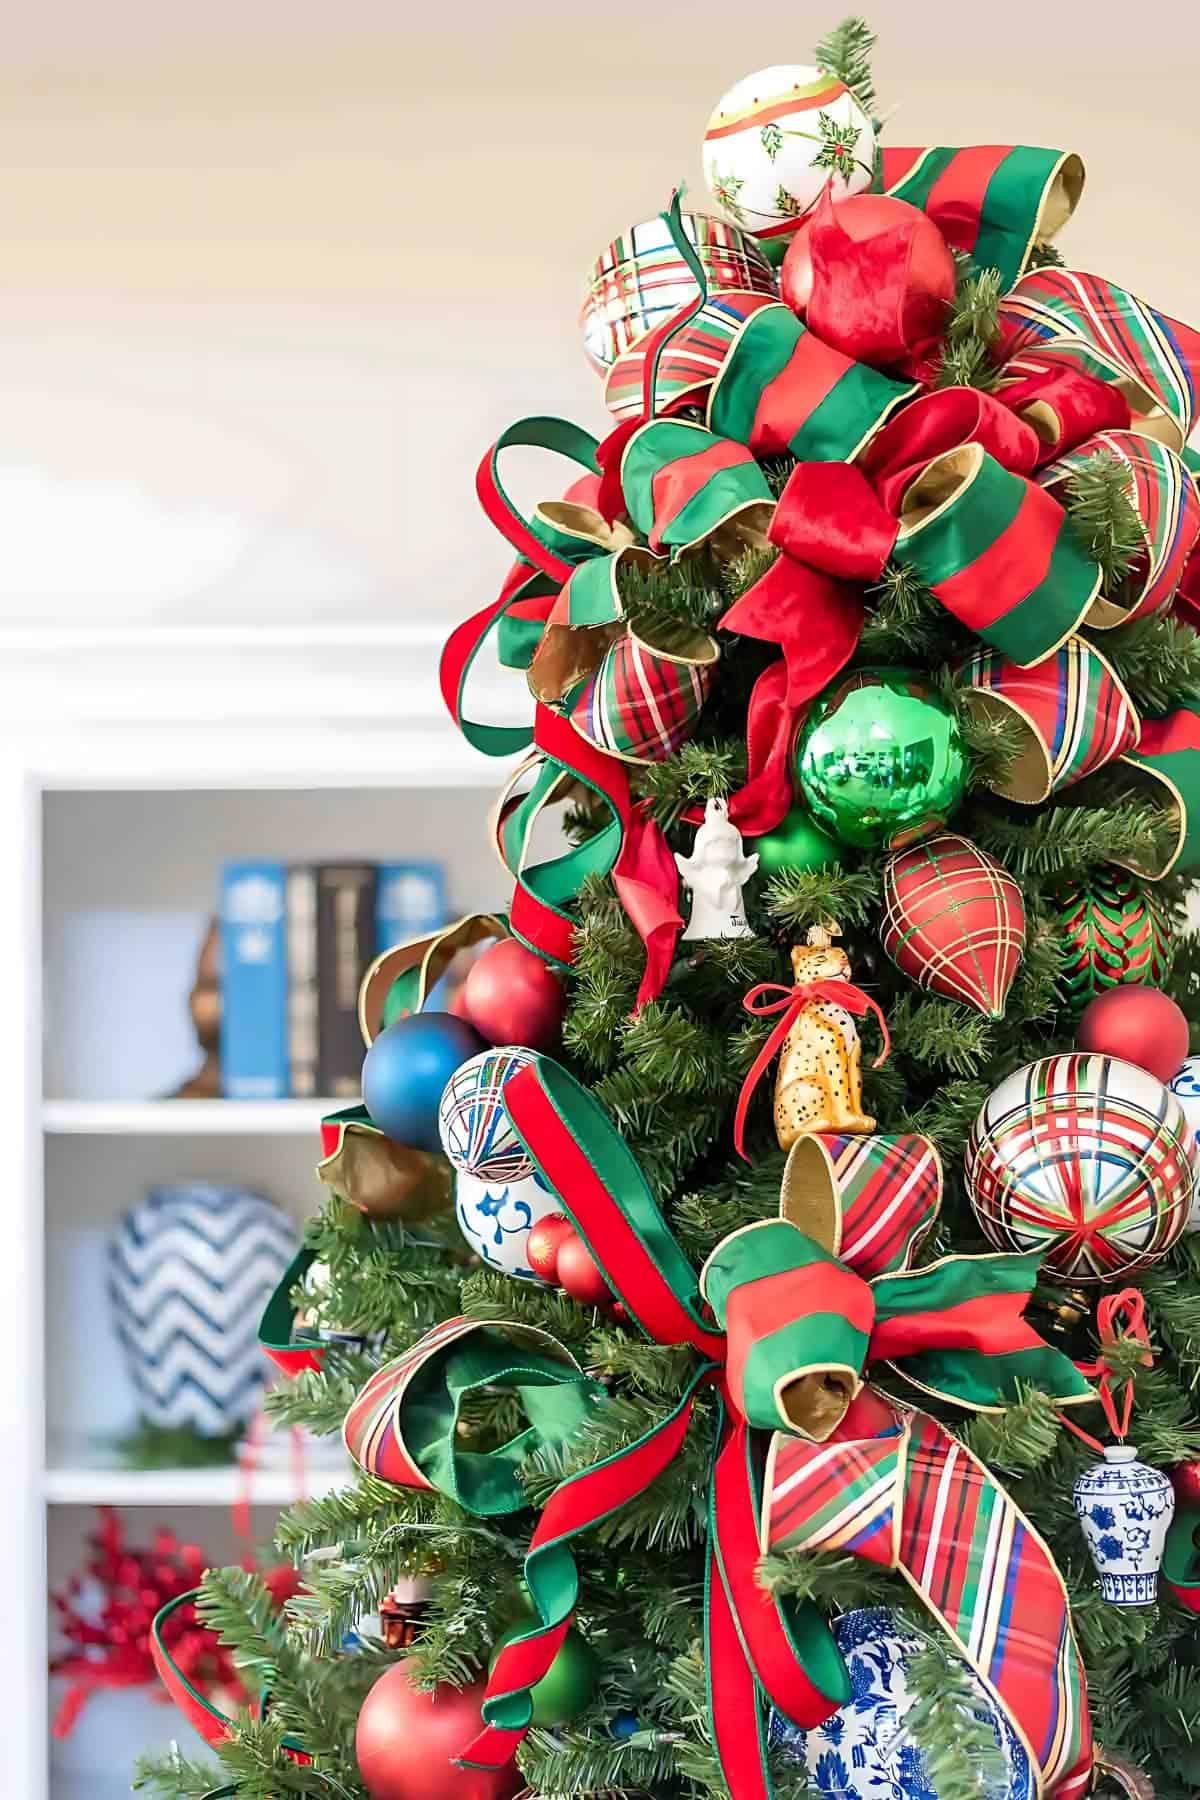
[0, 625, 518, 1799]
[43, 1098, 347, 1135]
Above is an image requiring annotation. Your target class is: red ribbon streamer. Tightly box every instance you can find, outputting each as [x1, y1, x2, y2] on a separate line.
[734, 980, 892, 1160]
[1059, 1288, 1152, 1452]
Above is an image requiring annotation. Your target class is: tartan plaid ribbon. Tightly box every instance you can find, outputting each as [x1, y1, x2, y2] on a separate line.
[996, 268, 1200, 451]
[343, 1054, 1094, 1800]
[732, 978, 892, 1161]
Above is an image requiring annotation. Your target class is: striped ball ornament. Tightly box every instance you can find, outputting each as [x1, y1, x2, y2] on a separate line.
[1055, 872, 1172, 1012]
[881, 833, 1026, 1019]
[437, 1046, 537, 1183]
[966, 1053, 1197, 1284]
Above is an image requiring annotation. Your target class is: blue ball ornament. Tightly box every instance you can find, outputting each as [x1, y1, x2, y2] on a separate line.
[361, 1013, 484, 1151]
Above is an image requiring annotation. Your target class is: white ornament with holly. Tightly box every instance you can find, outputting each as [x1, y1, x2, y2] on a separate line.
[703, 64, 876, 240]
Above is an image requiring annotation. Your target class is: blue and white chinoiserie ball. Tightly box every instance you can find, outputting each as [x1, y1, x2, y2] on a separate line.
[455, 1169, 563, 1279]
[438, 1045, 538, 1182]
[768, 1608, 1034, 1800]
[1169, 1055, 1200, 1231]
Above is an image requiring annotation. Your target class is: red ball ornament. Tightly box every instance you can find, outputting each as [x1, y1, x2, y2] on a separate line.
[1171, 1460, 1200, 1508]
[526, 1211, 576, 1283]
[355, 1665, 520, 1800]
[1077, 986, 1190, 1085]
[780, 189, 956, 370]
[462, 939, 566, 1052]
[556, 1230, 614, 1307]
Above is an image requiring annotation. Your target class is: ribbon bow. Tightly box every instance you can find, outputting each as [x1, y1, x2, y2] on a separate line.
[733, 978, 891, 1160]
[341, 1055, 1095, 1800]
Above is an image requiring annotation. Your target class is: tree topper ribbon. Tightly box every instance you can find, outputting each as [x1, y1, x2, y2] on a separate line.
[343, 1056, 1093, 1800]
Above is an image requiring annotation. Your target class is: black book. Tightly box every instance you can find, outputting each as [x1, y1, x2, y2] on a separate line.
[316, 863, 378, 1097]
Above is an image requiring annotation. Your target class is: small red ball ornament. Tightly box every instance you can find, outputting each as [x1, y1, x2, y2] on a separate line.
[780, 189, 956, 370]
[462, 939, 566, 1052]
[556, 1230, 614, 1307]
[355, 1665, 520, 1800]
[526, 1211, 576, 1283]
[1171, 1460, 1200, 1508]
[1077, 986, 1190, 1085]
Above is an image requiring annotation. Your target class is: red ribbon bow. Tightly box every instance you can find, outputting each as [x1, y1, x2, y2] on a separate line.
[734, 979, 892, 1160]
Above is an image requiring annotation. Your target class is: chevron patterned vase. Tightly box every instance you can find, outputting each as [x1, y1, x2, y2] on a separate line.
[108, 1182, 298, 1437]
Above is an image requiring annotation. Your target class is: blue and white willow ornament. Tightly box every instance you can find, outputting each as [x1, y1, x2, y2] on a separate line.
[768, 1607, 1033, 1800]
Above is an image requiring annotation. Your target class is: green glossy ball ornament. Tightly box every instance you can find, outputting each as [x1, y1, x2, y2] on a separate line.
[748, 806, 841, 876]
[796, 668, 967, 850]
[488, 1624, 597, 1725]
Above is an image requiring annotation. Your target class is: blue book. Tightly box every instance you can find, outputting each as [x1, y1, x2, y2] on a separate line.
[219, 861, 289, 1099]
[375, 861, 449, 950]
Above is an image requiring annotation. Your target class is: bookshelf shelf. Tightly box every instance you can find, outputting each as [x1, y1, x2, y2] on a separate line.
[42, 1099, 343, 1137]
[44, 1459, 348, 1508]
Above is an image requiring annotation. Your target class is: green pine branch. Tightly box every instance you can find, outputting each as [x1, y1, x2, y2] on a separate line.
[1063, 451, 1145, 596]
[814, 15, 879, 119]
[960, 1384, 1063, 1473]
[936, 262, 1003, 390]
[1095, 612, 1200, 715]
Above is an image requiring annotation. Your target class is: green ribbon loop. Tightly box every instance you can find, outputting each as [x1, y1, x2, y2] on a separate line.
[400, 1326, 602, 1517]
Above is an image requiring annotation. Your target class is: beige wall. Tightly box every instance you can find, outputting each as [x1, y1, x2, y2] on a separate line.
[2, 0, 1198, 625]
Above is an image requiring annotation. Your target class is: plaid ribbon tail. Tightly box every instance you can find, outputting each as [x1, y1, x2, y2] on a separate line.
[765, 1392, 1093, 1798]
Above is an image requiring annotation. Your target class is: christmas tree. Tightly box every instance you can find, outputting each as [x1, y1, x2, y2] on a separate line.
[138, 19, 1200, 1800]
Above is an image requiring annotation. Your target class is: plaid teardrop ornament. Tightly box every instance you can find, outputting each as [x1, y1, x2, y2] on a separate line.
[881, 832, 1026, 1019]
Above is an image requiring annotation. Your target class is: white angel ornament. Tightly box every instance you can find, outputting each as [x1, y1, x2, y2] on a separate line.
[675, 797, 758, 940]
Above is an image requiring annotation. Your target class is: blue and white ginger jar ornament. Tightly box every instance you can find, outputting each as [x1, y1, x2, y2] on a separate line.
[1073, 1443, 1175, 1605]
[455, 1168, 562, 1279]
[108, 1182, 297, 1436]
[1168, 1054, 1200, 1230]
[769, 1606, 1033, 1799]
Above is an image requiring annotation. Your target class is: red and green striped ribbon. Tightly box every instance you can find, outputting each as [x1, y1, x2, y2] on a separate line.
[619, 416, 773, 554]
[880, 143, 1084, 289]
[872, 1248, 1093, 1408]
[892, 443, 1102, 663]
[1115, 706, 1200, 880]
[1041, 430, 1200, 622]
[764, 1388, 1094, 1800]
[493, 703, 627, 966]
[997, 269, 1200, 450]
[707, 302, 917, 463]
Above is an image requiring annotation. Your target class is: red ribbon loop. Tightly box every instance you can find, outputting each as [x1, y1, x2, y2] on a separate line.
[734, 979, 892, 1161]
[1061, 1286, 1153, 1449]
